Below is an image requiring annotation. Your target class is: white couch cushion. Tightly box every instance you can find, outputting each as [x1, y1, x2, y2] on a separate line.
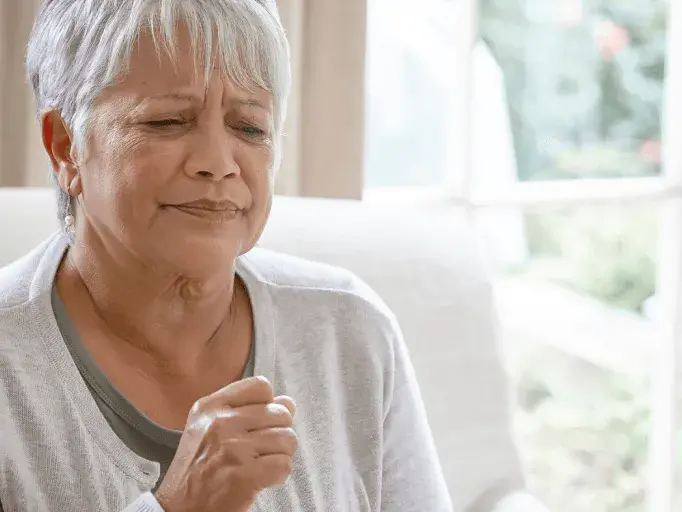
[0, 188, 525, 510]
[0, 188, 60, 264]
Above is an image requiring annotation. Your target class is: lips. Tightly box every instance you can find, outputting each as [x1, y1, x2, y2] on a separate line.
[175, 198, 241, 211]
[164, 199, 242, 222]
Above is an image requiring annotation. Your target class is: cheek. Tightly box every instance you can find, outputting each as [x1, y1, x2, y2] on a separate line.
[245, 159, 274, 246]
[232, 145, 272, 243]
[238, 144, 275, 194]
[85, 131, 176, 220]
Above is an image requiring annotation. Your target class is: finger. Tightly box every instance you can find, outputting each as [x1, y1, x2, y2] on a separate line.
[250, 427, 299, 457]
[273, 395, 296, 417]
[199, 376, 274, 410]
[228, 402, 294, 431]
[250, 454, 294, 489]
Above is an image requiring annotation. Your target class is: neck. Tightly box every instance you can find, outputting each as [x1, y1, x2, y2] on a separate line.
[58, 233, 239, 364]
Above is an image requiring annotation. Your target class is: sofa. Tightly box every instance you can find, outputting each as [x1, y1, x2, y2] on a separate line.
[0, 187, 548, 511]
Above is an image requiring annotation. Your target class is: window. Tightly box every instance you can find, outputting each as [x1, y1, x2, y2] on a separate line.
[366, 1, 677, 511]
[365, 0, 469, 188]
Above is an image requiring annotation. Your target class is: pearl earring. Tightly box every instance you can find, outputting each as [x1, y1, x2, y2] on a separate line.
[64, 198, 75, 234]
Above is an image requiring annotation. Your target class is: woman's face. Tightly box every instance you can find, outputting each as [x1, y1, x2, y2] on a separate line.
[72, 30, 275, 276]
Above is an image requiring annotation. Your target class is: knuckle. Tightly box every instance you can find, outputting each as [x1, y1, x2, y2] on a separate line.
[205, 411, 238, 436]
[289, 430, 299, 448]
[202, 419, 223, 443]
[251, 375, 273, 391]
[283, 429, 299, 454]
[204, 416, 220, 433]
[250, 376, 274, 398]
[189, 397, 207, 417]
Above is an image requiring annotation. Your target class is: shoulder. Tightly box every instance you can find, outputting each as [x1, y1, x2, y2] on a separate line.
[241, 247, 393, 314]
[241, 247, 359, 289]
[240, 247, 400, 346]
[0, 236, 58, 310]
[241, 248, 403, 414]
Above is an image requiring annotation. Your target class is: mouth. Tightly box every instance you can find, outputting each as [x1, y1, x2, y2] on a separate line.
[163, 202, 241, 222]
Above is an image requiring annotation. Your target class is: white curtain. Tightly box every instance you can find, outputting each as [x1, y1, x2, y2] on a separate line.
[0, 0, 368, 199]
[276, 0, 367, 198]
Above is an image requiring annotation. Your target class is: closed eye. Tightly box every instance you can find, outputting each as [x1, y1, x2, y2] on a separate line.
[146, 119, 185, 127]
[241, 125, 266, 137]
[238, 124, 269, 141]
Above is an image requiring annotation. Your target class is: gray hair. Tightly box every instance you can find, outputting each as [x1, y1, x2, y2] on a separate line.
[26, 0, 291, 236]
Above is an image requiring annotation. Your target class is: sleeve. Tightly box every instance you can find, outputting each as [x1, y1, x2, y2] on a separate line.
[380, 320, 453, 511]
[121, 492, 165, 512]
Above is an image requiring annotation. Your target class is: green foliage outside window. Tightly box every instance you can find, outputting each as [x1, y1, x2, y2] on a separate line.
[480, 2, 669, 511]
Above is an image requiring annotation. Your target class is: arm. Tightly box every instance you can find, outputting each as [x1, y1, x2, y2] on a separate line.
[380, 320, 452, 511]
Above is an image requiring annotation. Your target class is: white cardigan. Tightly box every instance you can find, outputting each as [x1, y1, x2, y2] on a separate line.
[0, 233, 451, 511]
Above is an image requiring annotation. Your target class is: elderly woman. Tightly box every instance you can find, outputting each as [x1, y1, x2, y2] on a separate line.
[0, 0, 451, 511]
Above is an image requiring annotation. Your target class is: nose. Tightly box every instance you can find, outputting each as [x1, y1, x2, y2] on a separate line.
[186, 123, 241, 182]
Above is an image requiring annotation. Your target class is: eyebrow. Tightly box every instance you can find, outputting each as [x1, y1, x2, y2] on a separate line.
[234, 98, 269, 111]
[146, 93, 203, 104]
[144, 93, 269, 111]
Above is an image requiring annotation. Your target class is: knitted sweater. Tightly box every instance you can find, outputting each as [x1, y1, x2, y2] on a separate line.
[0, 233, 451, 511]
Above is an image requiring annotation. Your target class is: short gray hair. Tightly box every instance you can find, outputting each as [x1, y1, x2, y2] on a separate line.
[26, 0, 290, 235]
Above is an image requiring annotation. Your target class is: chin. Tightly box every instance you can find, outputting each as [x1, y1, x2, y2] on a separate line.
[156, 235, 246, 278]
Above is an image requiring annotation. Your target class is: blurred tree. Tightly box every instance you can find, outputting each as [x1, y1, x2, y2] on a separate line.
[480, 0, 667, 181]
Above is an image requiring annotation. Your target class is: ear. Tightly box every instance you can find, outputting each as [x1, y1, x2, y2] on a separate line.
[41, 110, 82, 197]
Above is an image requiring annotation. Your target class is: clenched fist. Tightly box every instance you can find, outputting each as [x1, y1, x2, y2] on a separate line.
[155, 376, 298, 512]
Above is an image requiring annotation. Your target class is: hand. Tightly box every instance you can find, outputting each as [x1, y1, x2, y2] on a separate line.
[155, 376, 298, 512]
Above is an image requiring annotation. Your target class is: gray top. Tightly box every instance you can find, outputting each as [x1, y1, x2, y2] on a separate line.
[50, 286, 255, 489]
[0, 233, 451, 512]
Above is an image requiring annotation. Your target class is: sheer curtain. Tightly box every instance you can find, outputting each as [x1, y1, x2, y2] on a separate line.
[0, 0, 367, 199]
